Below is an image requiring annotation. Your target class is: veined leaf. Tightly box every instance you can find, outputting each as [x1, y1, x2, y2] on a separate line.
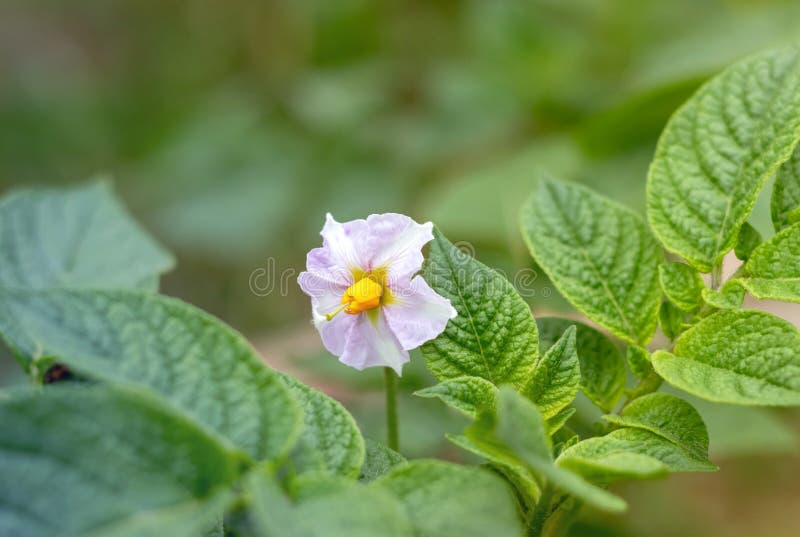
[659, 300, 686, 339]
[521, 178, 661, 345]
[0, 288, 302, 461]
[701, 282, 745, 310]
[547, 407, 576, 435]
[0, 384, 248, 537]
[626, 345, 653, 380]
[537, 317, 626, 412]
[359, 439, 406, 483]
[415, 377, 497, 418]
[772, 144, 800, 231]
[248, 469, 413, 537]
[652, 310, 800, 405]
[421, 229, 538, 388]
[0, 181, 174, 291]
[737, 222, 800, 302]
[466, 387, 627, 513]
[659, 262, 705, 312]
[278, 373, 365, 477]
[373, 460, 525, 537]
[734, 222, 762, 261]
[603, 393, 711, 462]
[647, 46, 800, 272]
[523, 325, 580, 419]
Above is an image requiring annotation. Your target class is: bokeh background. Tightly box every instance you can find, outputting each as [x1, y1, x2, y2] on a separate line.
[1, 1, 799, 535]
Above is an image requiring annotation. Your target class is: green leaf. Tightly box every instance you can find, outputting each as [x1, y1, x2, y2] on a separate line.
[737, 222, 800, 302]
[547, 407, 576, 435]
[701, 282, 745, 310]
[626, 345, 653, 379]
[558, 428, 715, 481]
[0, 384, 248, 537]
[734, 222, 762, 261]
[659, 262, 705, 312]
[277, 373, 365, 478]
[772, 144, 800, 231]
[421, 229, 538, 388]
[0, 181, 174, 291]
[652, 310, 800, 405]
[521, 177, 662, 345]
[467, 387, 627, 513]
[415, 377, 497, 418]
[603, 393, 712, 462]
[374, 460, 525, 537]
[523, 325, 580, 419]
[359, 439, 407, 483]
[248, 470, 413, 537]
[536, 318, 626, 412]
[0, 288, 302, 461]
[647, 46, 800, 272]
[659, 300, 686, 340]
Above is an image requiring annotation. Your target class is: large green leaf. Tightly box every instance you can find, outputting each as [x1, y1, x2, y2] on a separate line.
[521, 178, 661, 345]
[466, 387, 627, 513]
[0, 384, 248, 537]
[278, 373, 365, 478]
[603, 393, 712, 463]
[415, 376, 497, 418]
[0, 181, 174, 291]
[737, 222, 800, 302]
[536, 317, 626, 412]
[359, 439, 407, 483]
[652, 310, 800, 405]
[374, 460, 524, 537]
[647, 46, 800, 272]
[772, 144, 800, 231]
[523, 325, 580, 419]
[421, 229, 538, 388]
[248, 470, 413, 537]
[0, 288, 302, 461]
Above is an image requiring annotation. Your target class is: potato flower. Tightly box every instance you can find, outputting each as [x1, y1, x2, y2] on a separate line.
[298, 213, 457, 374]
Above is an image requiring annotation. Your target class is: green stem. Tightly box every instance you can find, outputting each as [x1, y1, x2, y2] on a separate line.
[711, 262, 723, 290]
[528, 485, 553, 537]
[384, 367, 399, 451]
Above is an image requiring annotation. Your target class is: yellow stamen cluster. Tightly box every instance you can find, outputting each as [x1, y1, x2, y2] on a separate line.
[326, 277, 384, 320]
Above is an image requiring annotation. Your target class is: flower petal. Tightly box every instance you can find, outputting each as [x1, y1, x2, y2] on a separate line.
[317, 213, 371, 275]
[339, 310, 409, 375]
[365, 213, 433, 281]
[384, 275, 457, 350]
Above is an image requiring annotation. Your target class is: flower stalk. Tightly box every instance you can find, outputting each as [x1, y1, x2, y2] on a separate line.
[384, 367, 399, 451]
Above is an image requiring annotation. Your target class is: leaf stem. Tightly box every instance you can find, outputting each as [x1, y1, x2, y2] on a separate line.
[711, 263, 723, 290]
[384, 367, 399, 451]
[528, 484, 553, 537]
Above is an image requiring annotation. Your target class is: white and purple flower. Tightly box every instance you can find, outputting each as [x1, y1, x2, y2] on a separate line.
[297, 213, 457, 374]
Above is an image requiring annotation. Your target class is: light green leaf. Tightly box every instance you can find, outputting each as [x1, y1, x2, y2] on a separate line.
[248, 470, 413, 537]
[359, 439, 407, 483]
[415, 377, 497, 418]
[734, 222, 762, 261]
[701, 282, 745, 310]
[523, 325, 580, 419]
[659, 262, 705, 312]
[558, 428, 715, 481]
[374, 460, 525, 537]
[647, 46, 800, 272]
[652, 310, 800, 405]
[603, 393, 711, 462]
[626, 345, 653, 379]
[737, 222, 800, 302]
[421, 229, 538, 388]
[0, 384, 247, 537]
[0, 288, 302, 461]
[536, 317, 626, 413]
[0, 181, 174, 291]
[772, 144, 800, 231]
[278, 373, 365, 478]
[547, 407, 576, 435]
[467, 387, 627, 513]
[521, 178, 662, 345]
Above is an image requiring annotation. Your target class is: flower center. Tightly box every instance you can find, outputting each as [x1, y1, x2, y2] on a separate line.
[326, 277, 384, 320]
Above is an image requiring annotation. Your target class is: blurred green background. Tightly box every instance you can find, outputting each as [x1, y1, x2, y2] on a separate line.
[1, 1, 799, 535]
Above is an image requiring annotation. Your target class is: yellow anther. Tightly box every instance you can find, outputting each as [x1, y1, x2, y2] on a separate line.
[341, 277, 383, 315]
